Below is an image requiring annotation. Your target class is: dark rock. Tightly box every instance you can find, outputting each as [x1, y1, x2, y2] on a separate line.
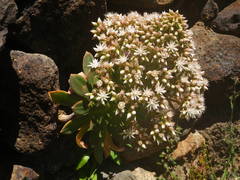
[191, 22, 240, 128]
[10, 50, 59, 153]
[211, 0, 240, 37]
[0, 0, 17, 50]
[0, 0, 18, 27]
[10, 165, 39, 180]
[192, 22, 240, 81]
[0, 28, 7, 50]
[10, 0, 107, 88]
[201, 0, 219, 23]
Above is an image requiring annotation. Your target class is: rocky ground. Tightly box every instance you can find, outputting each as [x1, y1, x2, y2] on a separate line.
[0, 0, 240, 179]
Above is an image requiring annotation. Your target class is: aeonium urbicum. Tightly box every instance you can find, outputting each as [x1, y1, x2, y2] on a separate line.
[49, 10, 208, 165]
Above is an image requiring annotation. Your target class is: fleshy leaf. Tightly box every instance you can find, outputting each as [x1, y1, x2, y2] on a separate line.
[72, 101, 89, 115]
[87, 71, 98, 87]
[76, 154, 90, 170]
[75, 122, 90, 149]
[83, 51, 94, 74]
[69, 74, 89, 97]
[48, 90, 80, 106]
[60, 117, 88, 134]
[104, 131, 125, 152]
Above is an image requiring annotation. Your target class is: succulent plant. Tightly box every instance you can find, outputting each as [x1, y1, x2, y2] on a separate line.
[49, 10, 208, 162]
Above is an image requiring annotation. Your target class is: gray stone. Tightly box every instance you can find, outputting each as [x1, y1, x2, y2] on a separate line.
[191, 22, 240, 128]
[211, 0, 240, 37]
[132, 167, 156, 180]
[111, 168, 156, 180]
[10, 50, 59, 153]
[0, 0, 17, 26]
[0, 0, 17, 50]
[10, 165, 39, 180]
[111, 170, 136, 180]
[201, 0, 219, 23]
[191, 22, 240, 81]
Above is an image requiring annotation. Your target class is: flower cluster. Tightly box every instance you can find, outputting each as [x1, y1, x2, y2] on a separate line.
[87, 10, 208, 151]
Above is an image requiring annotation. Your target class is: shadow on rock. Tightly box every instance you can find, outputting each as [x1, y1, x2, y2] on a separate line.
[0, 48, 20, 180]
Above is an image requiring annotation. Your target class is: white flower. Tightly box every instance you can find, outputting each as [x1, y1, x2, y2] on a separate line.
[93, 43, 107, 52]
[118, 101, 125, 110]
[115, 55, 128, 64]
[159, 51, 169, 59]
[188, 62, 201, 71]
[166, 41, 178, 52]
[126, 26, 136, 33]
[118, 29, 126, 36]
[88, 59, 100, 69]
[96, 90, 109, 105]
[185, 107, 202, 119]
[147, 98, 160, 111]
[107, 28, 118, 35]
[103, 19, 113, 27]
[134, 46, 148, 56]
[176, 56, 188, 71]
[98, 33, 107, 40]
[130, 88, 142, 100]
[96, 80, 103, 87]
[155, 83, 166, 95]
[143, 88, 154, 97]
[180, 76, 189, 84]
[100, 61, 114, 69]
[122, 128, 138, 140]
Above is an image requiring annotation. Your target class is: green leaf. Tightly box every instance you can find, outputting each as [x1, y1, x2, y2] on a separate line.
[76, 155, 90, 170]
[83, 51, 94, 74]
[60, 117, 89, 134]
[69, 74, 89, 97]
[89, 173, 97, 180]
[48, 90, 80, 106]
[72, 101, 89, 115]
[87, 71, 98, 87]
[110, 151, 121, 165]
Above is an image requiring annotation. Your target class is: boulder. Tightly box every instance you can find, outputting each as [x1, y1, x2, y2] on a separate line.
[172, 132, 205, 160]
[111, 168, 156, 180]
[10, 0, 106, 88]
[201, 0, 219, 23]
[0, 0, 17, 27]
[0, 0, 17, 50]
[10, 50, 59, 153]
[211, 0, 240, 37]
[191, 22, 240, 128]
[192, 22, 240, 82]
[10, 165, 39, 180]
